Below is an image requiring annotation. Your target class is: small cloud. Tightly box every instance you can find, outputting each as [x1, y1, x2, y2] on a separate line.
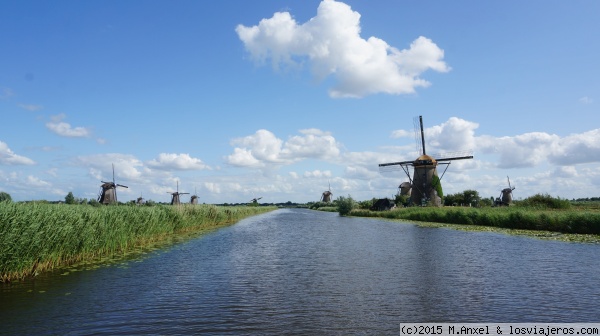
[26, 175, 51, 187]
[391, 129, 412, 138]
[579, 96, 593, 104]
[46, 114, 91, 138]
[147, 153, 211, 171]
[0, 87, 14, 100]
[46, 168, 58, 177]
[225, 128, 341, 168]
[303, 170, 332, 178]
[0, 141, 36, 165]
[18, 103, 43, 111]
[96, 138, 107, 145]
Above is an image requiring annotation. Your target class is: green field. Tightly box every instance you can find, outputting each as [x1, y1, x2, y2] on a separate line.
[350, 204, 600, 235]
[0, 203, 275, 282]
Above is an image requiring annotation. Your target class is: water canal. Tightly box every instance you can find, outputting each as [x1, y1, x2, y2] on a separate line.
[2, 208, 599, 335]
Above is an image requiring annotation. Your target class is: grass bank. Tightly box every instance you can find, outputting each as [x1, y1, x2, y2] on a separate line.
[0, 203, 275, 282]
[350, 206, 600, 235]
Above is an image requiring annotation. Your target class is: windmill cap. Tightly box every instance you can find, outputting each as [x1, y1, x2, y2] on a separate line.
[414, 154, 437, 166]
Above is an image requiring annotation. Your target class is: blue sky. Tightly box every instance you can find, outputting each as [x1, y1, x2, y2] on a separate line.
[1, 0, 599, 203]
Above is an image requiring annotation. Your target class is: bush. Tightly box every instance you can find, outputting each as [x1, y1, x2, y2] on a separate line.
[0, 192, 12, 203]
[337, 195, 356, 216]
[65, 192, 76, 205]
[516, 193, 571, 209]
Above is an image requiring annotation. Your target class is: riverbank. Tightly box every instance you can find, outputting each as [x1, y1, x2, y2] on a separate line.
[349, 206, 600, 235]
[0, 202, 276, 282]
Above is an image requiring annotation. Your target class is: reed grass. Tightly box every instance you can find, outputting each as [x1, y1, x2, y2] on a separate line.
[0, 203, 275, 282]
[350, 206, 600, 235]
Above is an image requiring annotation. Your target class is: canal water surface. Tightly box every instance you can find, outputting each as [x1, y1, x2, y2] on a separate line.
[2, 208, 599, 335]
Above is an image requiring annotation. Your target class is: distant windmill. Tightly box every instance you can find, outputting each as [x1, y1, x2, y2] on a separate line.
[379, 116, 473, 206]
[249, 197, 262, 205]
[136, 193, 144, 205]
[168, 181, 189, 205]
[190, 187, 199, 205]
[321, 182, 333, 203]
[497, 176, 516, 206]
[98, 163, 128, 204]
[398, 181, 412, 197]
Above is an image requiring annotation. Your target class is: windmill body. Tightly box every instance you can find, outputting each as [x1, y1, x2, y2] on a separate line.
[190, 187, 199, 204]
[98, 164, 128, 204]
[411, 155, 442, 206]
[321, 191, 332, 202]
[379, 116, 473, 207]
[321, 183, 333, 203]
[398, 182, 412, 196]
[497, 176, 515, 206]
[168, 181, 189, 205]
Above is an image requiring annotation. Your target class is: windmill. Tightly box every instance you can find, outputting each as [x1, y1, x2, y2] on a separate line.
[379, 116, 474, 206]
[497, 176, 515, 206]
[190, 187, 199, 205]
[321, 182, 333, 203]
[98, 163, 128, 204]
[168, 181, 189, 205]
[398, 182, 412, 197]
[249, 197, 262, 205]
[136, 193, 144, 205]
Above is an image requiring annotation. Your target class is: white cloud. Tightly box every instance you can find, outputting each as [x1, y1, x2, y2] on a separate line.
[391, 129, 412, 138]
[18, 103, 43, 111]
[547, 129, 600, 165]
[303, 170, 332, 178]
[75, 153, 143, 181]
[386, 117, 600, 173]
[26, 175, 51, 188]
[345, 166, 379, 180]
[579, 96, 593, 104]
[147, 153, 211, 171]
[0, 141, 35, 165]
[225, 128, 341, 168]
[282, 129, 340, 160]
[46, 114, 91, 138]
[236, 0, 449, 98]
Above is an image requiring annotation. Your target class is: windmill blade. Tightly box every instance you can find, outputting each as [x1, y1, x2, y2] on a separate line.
[436, 155, 474, 162]
[117, 184, 128, 188]
[507, 176, 514, 190]
[112, 163, 116, 185]
[180, 192, 190, 195]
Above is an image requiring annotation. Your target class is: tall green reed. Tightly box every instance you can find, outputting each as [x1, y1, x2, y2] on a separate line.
[0, 203, 274, 282]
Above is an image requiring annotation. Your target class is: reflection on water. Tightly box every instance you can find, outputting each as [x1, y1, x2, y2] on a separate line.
[2, 208, 600, 335]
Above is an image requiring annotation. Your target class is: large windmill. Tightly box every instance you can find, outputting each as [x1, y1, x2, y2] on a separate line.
[168, 181, 189, 205]
[379, 116, 473, 206]
[496, 176, 515, 206]
[321, 182, 333, 203]
[98, 164, 128, 204]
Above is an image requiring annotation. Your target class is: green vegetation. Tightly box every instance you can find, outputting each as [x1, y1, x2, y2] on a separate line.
[514, 193, 571, 209]
[326, 192, 600, 235]
[0, 202, 275, 282]
[65, 191, 76, 205]
[337, 195, 357, 216]
[0, 192, 11, 203]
